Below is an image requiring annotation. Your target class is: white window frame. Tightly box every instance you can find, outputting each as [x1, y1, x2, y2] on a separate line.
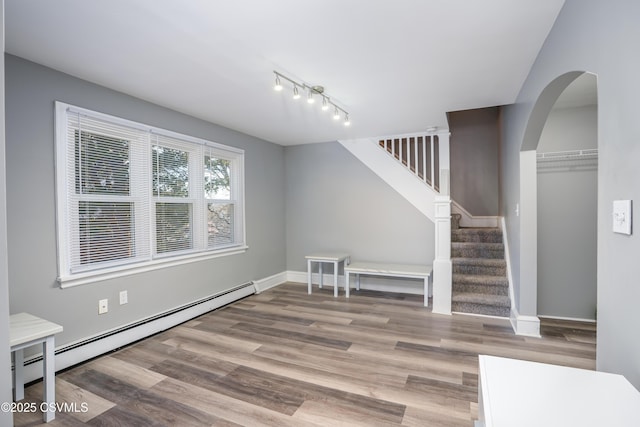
[55, 102, 247, 288]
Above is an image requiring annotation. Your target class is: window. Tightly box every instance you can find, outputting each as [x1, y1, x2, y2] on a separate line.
[204, 153, 235, 247]
[55, 102, 246, 287]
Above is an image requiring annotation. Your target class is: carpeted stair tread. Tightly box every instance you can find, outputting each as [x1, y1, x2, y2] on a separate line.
[452, 273, 508, 286]
[452, 258, 506, 267]
[453, 282, 509, 296]
[451, 242, 505, 259]
[452, 292, 511, 307]
[452, 300, 511, 317]
[451, 228, 503, 243]
[452, 258, 506, 276]
[452, 250, 505, 260]
[452, 242, 504, 248]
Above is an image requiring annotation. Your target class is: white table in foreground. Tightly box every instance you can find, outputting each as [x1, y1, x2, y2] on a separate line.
[305, 253, 350, 297]
[344, 262, 432, 306]
[10, 313, 63, 423]
[477, 355, 640, 427]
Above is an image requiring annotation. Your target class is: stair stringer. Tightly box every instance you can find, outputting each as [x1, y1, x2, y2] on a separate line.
[500, 217, 540, 337]
[338, 138, 436, 222]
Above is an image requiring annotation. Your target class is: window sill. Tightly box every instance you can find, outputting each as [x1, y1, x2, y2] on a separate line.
[58, 245, 249, 289]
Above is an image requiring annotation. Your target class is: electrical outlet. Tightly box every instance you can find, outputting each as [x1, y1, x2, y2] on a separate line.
[119, 290, 128, 305]
[98, 299, 108, 314]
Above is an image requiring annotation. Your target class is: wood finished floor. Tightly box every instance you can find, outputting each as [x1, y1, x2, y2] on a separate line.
[14, 282, 596, 426]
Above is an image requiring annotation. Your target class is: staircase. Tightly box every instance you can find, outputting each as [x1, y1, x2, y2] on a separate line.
[339, 132, 453, 314]
[451, 214, 511, 317]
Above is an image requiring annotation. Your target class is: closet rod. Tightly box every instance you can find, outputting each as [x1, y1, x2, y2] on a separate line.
[537, 149, 598, 162]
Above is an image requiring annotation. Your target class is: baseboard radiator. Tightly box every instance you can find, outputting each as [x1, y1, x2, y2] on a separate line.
[15, 282, 255, 384]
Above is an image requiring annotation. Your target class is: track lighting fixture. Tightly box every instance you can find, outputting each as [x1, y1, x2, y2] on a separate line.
[273, 71, 350, 126]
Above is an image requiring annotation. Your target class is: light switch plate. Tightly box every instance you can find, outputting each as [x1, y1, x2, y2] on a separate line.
[613, 200, 632, 235]
[98, 298, 108, 315]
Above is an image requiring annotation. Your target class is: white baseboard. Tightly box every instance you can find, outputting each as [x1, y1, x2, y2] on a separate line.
[16, 281, 259, 384]
[538, 315, 596, 323]
[254, 271, 288, 293]
[452, 311, 511, 321]
[452, 200, 499, 228]
[287, 270, 311, 284]
[510, 306, 541, 337]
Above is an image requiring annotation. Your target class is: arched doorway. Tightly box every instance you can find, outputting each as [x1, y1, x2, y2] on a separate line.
[536, 74, 598, 320]
[518, 71, 598, 332]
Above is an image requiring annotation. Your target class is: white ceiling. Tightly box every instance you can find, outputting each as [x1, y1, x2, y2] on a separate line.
[5, 0, 565, 145]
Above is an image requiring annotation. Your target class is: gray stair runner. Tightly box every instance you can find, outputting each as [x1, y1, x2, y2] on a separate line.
[451, 214, 511, 317]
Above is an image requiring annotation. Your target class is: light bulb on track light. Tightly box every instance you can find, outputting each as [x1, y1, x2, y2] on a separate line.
[274, 75, 283, 91]
[321, 96, 329, 111]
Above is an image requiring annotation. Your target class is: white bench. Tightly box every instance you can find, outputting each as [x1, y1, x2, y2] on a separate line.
[344, 262, 432, 307]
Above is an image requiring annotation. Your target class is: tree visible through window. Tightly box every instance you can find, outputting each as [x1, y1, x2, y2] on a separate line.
[152, 145, 189, 197]
[152, 144, 193, 254]
[205, 155, 233, 247]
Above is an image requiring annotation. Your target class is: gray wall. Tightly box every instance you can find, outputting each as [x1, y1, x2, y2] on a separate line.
[1, 2, 16, 424]
[500, 0, 640, 387]
[538, 105, 598, 152]
[285, 142, 434, 272]
[448, 107, 500, 216]
[5, 55, 286, 347]
[537, 105, 597, 320]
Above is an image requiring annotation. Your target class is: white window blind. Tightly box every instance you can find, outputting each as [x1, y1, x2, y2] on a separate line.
[55, 102, 246, 286]
[66, 110, 151, 272]
[151, 133, 197, 255]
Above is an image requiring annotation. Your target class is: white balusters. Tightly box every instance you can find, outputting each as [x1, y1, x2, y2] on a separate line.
[377, 132, 447, 194]
[413, 136, 424, 178]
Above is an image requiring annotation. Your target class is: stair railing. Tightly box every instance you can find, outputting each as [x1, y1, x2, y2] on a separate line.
[377, 131, 452, 314]
[378, 132, 448, 194]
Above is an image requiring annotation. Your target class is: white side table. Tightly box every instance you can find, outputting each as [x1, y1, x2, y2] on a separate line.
[10, 313, 63, 423]
[305, 253, 350, 297]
